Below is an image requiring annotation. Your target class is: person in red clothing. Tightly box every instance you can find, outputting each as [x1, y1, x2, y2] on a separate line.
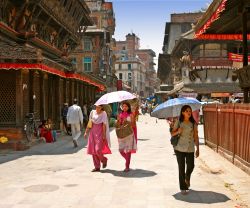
[39, 120, 53, 143]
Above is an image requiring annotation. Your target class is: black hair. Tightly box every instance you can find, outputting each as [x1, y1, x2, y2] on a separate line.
[73, 99, 78, 104]
[179, 105, 196, 124]
[96, 105, 104, 111]
[41, 120, 47, 125]
[122, 102, 132, 114]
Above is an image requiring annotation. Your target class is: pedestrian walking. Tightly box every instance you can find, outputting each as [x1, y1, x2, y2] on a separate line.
[82, 103, 88, 128]
[129, 98, 139, 143]
[171, 105, 199, 195]
[116, 102, 137, 172]
[67, 99, 83, 147]
[61, 103, 71, 135]
[84, 105, 111, 172]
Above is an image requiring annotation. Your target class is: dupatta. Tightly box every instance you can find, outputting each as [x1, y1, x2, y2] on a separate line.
[90, 110, 111, 147]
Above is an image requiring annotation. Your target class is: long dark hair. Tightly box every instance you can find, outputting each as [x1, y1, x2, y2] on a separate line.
[179, 105, 196, 124]
[122, 102, 132, 114]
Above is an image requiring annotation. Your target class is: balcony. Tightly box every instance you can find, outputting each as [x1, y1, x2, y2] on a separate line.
[192, 58, 233, 68]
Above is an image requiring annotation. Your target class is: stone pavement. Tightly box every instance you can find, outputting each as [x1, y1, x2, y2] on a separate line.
[0, 114, 249, 208]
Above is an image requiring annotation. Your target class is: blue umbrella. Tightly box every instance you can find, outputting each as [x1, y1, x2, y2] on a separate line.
[151, 97, 201, 119]
[146, 95, 157, 101]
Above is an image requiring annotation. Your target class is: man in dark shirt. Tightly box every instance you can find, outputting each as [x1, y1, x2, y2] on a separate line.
[61, 103, 71, 135]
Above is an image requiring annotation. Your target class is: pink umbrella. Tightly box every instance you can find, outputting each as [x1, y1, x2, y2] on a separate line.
[95, 91, 136, 105]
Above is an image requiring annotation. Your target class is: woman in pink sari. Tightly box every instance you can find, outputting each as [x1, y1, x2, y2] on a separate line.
[117, 102, 137, 172]
[84, 105, 111, 172]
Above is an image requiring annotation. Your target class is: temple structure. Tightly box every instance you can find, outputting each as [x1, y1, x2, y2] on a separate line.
[0, 0, 105, 149]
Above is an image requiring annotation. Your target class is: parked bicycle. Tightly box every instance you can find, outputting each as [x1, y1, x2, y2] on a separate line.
[24, 113, 40, 142]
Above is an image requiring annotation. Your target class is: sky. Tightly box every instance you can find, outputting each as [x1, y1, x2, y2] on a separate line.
[112, 0, 211, 68]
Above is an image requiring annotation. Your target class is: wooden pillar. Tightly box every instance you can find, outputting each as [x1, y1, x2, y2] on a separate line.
[54, 76, 60, 128]
[73, 80, 76, 102]
[29, 71, 34, 113]
[63, 79, 66, 103]
[69, 80, 72, 104]
[39, 72, 44, 120]
[16, 71, 22, 126]
[242, 9, 249, 103]
[48, 74, 53, 118]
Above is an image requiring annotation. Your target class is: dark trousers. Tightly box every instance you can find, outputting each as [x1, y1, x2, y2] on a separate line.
[175, 150, 195, 190]
[63, 117, 71, 134]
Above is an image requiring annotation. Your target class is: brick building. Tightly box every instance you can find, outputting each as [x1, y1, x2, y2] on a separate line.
[114, 33, 157, 97]
[71, 0, 117, 93]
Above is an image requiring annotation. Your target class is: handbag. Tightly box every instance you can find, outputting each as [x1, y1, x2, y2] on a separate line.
[87, 119, 92, 129]
[115, 120, 133, 138]
[170, 134, 180, 146]
[170, 120, 180, 146]
[87, 111, 93, 129]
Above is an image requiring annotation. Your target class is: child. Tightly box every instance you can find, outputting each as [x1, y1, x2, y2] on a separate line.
[39, 120, 53, 143]
[46, 118, 57, 142]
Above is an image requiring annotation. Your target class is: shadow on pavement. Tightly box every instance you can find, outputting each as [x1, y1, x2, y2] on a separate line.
[0, 134, 88, 164]
[199, 137, 205, 145]
[101, 168, 157, 178]
[138, 138, 149, 141]
[173, 189, 230, 204]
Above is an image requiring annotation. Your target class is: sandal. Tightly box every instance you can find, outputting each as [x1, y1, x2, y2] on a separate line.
[102, 159, 107, 169]
[91, 168, 100, 172]
[123, 168, 130, 172]
[181, 190, 188, 195]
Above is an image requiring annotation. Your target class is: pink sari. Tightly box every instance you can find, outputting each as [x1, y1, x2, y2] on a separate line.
[87, 110, 111, 155]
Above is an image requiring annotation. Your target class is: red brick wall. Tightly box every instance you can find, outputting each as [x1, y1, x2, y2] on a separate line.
[171, 13, 203, 23]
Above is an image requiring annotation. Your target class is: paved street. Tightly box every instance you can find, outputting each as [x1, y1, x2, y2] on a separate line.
[0, 114, 249, 208]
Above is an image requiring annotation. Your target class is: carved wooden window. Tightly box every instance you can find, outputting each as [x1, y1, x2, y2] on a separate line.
[204, 43, 221, 58]
[0, 71, 16, 125]
[83, 57, 92, 72]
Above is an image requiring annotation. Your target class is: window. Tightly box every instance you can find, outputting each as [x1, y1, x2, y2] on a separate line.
[71, 57, 77, 69]
[128, 64, 132, 70]
[128, 72, 132, 80]
[204, 43, 220, 57]
[119, 64, 122, 70]
[84, 39, 92, 51]
[181, 24, 191, 33]
[119, 73, 123, 80]
[83, 57, 92, 72]
[122, 46, 126, 50]
[91, 17, 98, 25]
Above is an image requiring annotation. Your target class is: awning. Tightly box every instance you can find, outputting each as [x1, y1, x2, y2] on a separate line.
[0, 63, 105, 91]
[195, 0, 250, 40]
[195, 0, 227, 37]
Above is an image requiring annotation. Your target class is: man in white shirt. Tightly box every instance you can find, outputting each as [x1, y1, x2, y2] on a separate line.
[67, 99, 83, 147]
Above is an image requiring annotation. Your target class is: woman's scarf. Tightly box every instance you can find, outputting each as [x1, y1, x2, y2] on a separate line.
[90, 110, 111, 147]
[119, 111, 131, 123]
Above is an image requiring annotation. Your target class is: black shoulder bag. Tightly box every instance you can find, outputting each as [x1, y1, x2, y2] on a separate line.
[170, 120, 180, 146]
